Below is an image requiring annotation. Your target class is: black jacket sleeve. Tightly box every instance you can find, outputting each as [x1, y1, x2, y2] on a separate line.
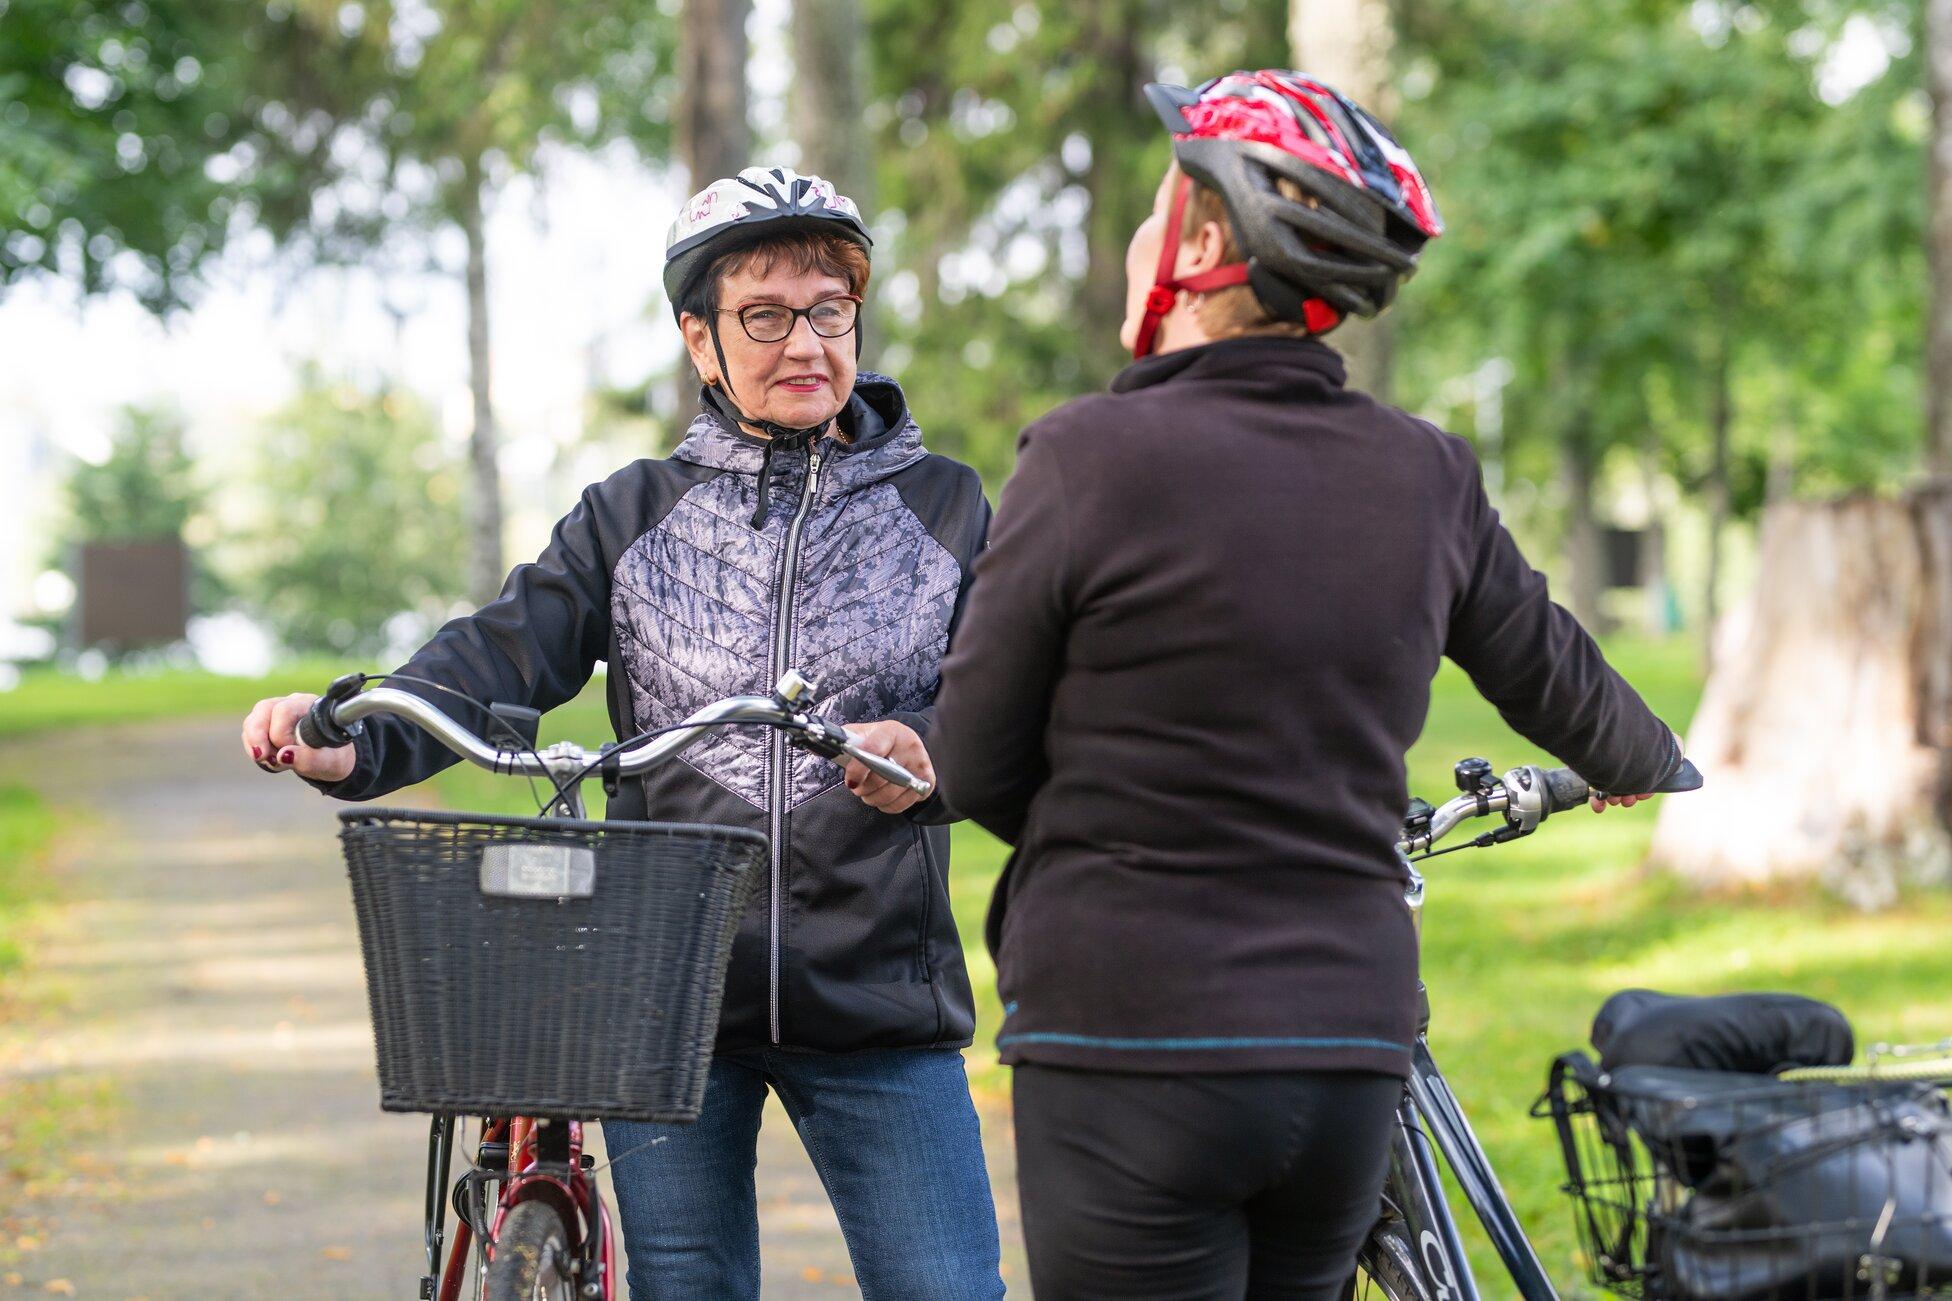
[1442, 444, 1681, 795]
[930, 425, 1071, 844]
[307, 485, 616, 803]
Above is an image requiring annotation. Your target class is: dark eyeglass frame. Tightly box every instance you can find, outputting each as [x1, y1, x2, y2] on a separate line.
[717, 294, 862, 344]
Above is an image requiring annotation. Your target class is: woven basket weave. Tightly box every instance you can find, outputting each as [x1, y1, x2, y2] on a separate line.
[337, 809, 765, 1122]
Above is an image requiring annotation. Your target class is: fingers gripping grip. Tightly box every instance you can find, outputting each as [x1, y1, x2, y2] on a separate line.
[298, 674, 362, 749]
[857, 751, 933, 797]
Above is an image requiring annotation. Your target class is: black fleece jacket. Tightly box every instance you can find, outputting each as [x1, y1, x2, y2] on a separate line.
[931, 337, 1681, 1078]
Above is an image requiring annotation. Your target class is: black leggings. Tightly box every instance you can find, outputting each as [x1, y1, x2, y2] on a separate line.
[1012, 1064, 1402, 1300]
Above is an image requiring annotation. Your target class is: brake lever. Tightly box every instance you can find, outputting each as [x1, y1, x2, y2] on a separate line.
[788, 715, 852, 760]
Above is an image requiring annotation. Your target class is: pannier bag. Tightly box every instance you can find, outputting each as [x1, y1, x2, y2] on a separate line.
[1543, 992, 1952, 1300]
[1593, 989, 1855, 1075]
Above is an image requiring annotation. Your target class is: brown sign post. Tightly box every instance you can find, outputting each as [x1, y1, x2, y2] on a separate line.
[75, 539, 190, 649]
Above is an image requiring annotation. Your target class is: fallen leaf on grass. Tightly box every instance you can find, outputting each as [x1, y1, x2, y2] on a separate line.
[9, 1240, 32, 1254]
[262, 1190, 281, 1206]
[43, 1282, 73, 1296]
[2, 1274, 19, 1287]
[320, 1246, 352, 1261]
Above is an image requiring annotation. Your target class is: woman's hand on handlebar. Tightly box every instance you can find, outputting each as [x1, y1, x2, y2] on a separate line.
[242, 693, 356, 784]
[840, 720, 934, 815]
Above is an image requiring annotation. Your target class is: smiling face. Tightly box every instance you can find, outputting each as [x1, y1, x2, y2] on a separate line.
[682, 257, 860, 434]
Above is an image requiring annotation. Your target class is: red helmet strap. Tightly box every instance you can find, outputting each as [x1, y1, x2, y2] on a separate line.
[1131, 172, 1341, 358]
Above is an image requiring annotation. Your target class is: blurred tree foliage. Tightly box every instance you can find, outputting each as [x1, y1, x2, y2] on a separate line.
[0, 0, 270, 311]
[1391, 0, 1924, 622]
[62, 404, 200, 542]
[54, 404, 228, 621]
[862, 0, 1284, 483]
[240, 374, 466, 657]
[6, 0, 1934, 628]
[228, 0, 678, 603]
[856, 0, 1925, 555]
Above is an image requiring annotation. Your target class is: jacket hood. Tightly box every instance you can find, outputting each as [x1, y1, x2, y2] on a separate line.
[672, 371, 927, 492]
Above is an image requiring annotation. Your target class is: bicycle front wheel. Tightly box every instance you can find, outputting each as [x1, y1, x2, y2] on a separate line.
[484, 1200, 576, 1301]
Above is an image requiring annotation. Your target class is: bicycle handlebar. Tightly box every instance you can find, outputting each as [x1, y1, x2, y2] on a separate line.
[1399, 757, 1701, 857]
[295, 672, 933, 798]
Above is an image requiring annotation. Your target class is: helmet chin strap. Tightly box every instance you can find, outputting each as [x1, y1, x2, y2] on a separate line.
[1131, 172, 1340, 359]
[705, 316, 839, 529]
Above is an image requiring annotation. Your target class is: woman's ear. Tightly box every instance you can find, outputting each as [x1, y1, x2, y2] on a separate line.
[1187, 219, 1229, 276]
[680, 312, 719, 385]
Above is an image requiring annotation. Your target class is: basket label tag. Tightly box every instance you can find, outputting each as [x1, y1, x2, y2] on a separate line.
[480, 843, 596, 899]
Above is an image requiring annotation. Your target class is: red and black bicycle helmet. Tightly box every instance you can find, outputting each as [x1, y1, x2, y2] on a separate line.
[1135, 69, 1443, 357]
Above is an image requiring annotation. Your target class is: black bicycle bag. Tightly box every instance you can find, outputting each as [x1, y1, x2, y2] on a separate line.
[1592, 988, 1855, 1075]
[1544, 996, 1952, 1300]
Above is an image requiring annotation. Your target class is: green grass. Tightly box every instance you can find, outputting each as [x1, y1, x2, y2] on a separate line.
[0, 662, 342, 740]
[0, 785, 58, 979]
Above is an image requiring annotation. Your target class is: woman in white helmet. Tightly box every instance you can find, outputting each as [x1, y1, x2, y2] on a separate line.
[249, 166, 1003, 1299]
[604, 166, 1004, 1299]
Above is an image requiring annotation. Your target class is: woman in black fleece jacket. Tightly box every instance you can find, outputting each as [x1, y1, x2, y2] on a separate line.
[932, 71, 1684, 1299]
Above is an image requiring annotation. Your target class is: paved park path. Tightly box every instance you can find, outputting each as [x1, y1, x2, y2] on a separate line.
[0, 717, 1025, 1298]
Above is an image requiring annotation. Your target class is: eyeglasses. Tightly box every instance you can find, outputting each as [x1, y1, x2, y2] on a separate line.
[718, 295, 861, 344]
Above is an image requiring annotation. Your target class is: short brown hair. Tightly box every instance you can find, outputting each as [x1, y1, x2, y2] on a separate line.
[1169, 162, 1313, 340]
[690, 230, 871, 318]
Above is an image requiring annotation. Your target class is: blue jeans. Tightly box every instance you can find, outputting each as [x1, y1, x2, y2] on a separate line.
[603, 1046, 1005, 1300]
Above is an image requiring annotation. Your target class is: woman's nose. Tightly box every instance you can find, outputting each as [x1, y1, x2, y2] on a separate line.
[782, 315, 825, 358]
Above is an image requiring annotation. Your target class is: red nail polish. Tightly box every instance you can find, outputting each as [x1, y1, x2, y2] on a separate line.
[251, 745, 262, 760]
[278, 749, 295, 765]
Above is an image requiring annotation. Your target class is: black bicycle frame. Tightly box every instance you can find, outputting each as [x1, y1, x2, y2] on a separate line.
[1377, 985, 1559, 1301]
[422, 1114, 456, 1299]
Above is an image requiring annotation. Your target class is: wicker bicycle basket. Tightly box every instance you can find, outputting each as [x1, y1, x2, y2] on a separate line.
[337, 809, 765, 1123]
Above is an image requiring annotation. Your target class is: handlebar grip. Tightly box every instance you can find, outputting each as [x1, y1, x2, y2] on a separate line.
[298, 674, 362, 750]
[1654, 757, 1704, 793]
[856, 750, 933, 798]
[1541, 767, 1592, 815]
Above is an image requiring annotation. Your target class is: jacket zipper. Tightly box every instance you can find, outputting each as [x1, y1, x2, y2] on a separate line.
[913, 826, 937, 983]
[768, 441, 821, 1044]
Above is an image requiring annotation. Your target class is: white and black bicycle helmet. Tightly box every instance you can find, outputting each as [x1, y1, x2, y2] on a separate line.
[662, 166, 872, 320]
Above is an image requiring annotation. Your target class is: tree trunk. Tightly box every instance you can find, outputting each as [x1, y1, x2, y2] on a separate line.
[789, 0, 876, 364]
[789, 0, 871, 206]
[1766, 396, 1797, 507]
[1702, 337, 1732, 666]
[1639, 437, 1672, 638]
[1561, 427, 1606, 633]
[1290, 0, 1396, 400]
[1078, 0, 1152, 384]
[458, 156, 504, 606]
[1648, 486, 1952, 905]
[1929, 0, 1952, 475]
[680, 0, 753, 187]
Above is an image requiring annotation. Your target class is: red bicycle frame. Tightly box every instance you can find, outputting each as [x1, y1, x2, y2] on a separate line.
[424, 1114, 618, 1300]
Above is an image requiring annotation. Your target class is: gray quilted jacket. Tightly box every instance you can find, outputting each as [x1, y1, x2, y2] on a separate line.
[314, 374, 989, 1054]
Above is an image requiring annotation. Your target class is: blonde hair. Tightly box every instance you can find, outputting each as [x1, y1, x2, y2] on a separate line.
[1167, 161, 1314, 340]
